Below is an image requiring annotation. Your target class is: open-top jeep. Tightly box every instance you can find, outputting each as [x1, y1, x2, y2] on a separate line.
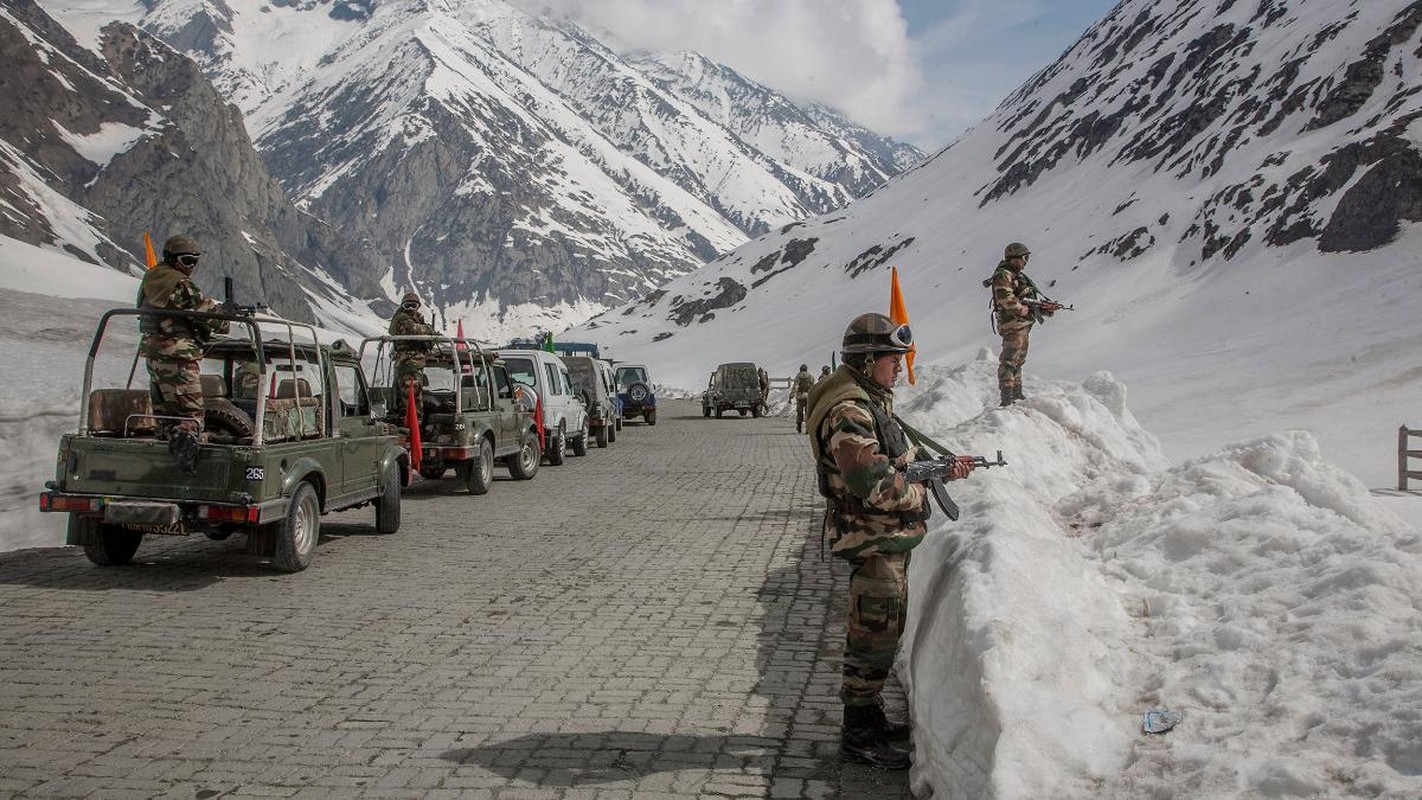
[39, 309, 408, 573]
[361, 335, 542, 493]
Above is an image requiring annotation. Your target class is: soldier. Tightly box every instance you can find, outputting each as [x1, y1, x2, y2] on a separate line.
[804, 312, 974, 769]
[137, 234, 227, 473]
[757, 365, 770, 404]
[389, 291, 434, 411]
[818, 364, 832, 383]
[792, 364, 815, 433]
[990, 242, 1052, 406]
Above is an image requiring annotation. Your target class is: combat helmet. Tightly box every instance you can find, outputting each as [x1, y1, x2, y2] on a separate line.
[800, 363, 808, 371]
[400, 291, 420, 306]
[841, 312, 913, 355]
[162, 234, 201, 259]
[1004, 242, 1031, 259]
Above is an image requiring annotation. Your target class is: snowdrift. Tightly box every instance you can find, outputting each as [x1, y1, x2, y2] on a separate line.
[897, 357, 1422, 799]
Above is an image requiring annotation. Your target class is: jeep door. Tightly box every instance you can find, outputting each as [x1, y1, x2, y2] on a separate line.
[331, 362, 380, 498]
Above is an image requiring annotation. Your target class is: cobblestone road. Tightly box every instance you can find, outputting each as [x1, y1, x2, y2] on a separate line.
[0, 400, 914, 799]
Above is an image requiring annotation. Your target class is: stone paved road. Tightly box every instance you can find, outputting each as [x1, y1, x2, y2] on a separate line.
[0, 400, 914, 799]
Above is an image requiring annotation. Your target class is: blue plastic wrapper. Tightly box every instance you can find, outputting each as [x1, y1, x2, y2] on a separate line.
[1142, 709, 1182, 734]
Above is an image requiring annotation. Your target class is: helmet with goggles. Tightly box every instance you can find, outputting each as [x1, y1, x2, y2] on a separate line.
[841, 312, 913, 355]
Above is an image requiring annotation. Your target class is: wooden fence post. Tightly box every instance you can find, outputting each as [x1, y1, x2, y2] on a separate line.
[1403, 426, 1410, 492]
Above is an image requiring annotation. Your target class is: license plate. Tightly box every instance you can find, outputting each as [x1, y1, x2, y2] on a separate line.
[123, 521, 186, 536]
[106, 500, 179, 525]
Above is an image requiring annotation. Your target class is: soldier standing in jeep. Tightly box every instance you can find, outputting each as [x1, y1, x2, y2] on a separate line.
[136, 234, 226, 473]
[389, 292, 434, 411]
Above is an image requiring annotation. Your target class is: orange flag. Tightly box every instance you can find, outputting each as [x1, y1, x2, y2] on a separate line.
[405, 382, 422, 472]
[889, 266, 916, 385]
[143, 232, 157, 268]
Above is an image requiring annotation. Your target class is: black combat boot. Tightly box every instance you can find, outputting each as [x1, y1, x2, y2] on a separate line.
[168, 428, 200, 474]
[864, 703, 912, 743]
[1013, 385, 1025, 401]
[999, 387, 1016, 407]
[841, 705, 912, 769]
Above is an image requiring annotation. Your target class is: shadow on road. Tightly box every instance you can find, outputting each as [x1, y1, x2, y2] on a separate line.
[441, 731, 750, 786]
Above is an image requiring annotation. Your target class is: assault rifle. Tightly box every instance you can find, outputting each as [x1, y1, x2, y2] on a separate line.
[222, 277, 269, 316]
[902, 448, 1008, 521]
[1022, 297, 1074, 324]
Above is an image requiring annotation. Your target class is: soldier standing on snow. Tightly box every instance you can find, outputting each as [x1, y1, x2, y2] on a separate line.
[805, 312, 974, 769]
[137, 234, 227, 473]
[792, 364, 815, 433]
[990, 242, 1054, 406]
[389, 292, 435, 411]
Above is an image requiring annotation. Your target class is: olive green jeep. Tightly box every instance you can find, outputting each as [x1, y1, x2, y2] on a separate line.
[360, 334, 542, 493]
[39, 309, 408, 573]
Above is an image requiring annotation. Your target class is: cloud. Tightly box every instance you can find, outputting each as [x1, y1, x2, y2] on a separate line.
[507, 0, 928, 141]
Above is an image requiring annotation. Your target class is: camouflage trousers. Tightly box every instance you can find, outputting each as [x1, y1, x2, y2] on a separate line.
[795, 396, 808, 429]
[997, 323, 1031, 393]
[146, 356, 203, 435]
[393, 359, 426, 412]
[841, 552, 910, 707]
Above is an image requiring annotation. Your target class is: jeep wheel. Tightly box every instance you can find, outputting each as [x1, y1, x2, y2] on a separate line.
[418, 465, 446, 481]
[607, 419, 617, 442]
[703, 406, 711, 418]
[571, 419, 589, 457]
[739, 409, 747, 417]
[595, 423, 609, 448]
[715, 408, 723, 419]
[508, 431, 541, 480]
[375, 464, 401, 533]
[646, 409, 657, 426]
[78, 518, 142, 566]
[751, 405, 762, 419]
[547, 426, 567, 466]
[459, 439, 494, 495]
[274, 482, 319, 572]
[615, 417, 622, 431]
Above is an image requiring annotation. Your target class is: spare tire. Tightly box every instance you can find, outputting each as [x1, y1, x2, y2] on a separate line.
[205, 396, 255, 440]
[628, 382, 650, 403]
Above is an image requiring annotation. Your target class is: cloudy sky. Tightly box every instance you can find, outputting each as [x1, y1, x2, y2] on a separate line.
[511, 0, 1119, 150]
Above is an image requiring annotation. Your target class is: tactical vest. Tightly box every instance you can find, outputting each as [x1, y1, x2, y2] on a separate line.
[815, 397, 930, 527]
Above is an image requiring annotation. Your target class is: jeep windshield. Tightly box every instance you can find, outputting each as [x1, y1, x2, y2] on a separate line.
[565, 361, 596, 393]
[616, 367, 648, 388]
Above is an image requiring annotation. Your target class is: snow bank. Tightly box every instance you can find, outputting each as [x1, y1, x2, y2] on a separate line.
[897, 360, 1422, 799]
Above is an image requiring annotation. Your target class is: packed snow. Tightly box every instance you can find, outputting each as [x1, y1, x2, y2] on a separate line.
[2, 236, 1419, 797]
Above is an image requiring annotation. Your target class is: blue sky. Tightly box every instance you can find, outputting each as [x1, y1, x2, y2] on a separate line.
[514, 0, 1120, 150]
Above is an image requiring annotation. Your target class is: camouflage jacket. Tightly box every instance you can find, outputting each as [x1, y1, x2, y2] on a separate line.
[793, 370, 815, 399]
[991, 260, 1040, 329]
[805, 365, 928, 561]
[388, 308, 434, 359]
[136, 263, 223, 360]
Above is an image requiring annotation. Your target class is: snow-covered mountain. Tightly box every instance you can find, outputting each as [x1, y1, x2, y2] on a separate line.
[569, 0, 1422, 484]
[35, 0, 920, 339]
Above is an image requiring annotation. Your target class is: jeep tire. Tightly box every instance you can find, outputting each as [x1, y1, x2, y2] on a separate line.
[375, 463, 401, 533]
[596, 423, 609, 448]
[458, 439, 494, 495]
[204, 396, 254, 440]
[646, 409, 657, 425]
[419, 465, 447, 481]
[274, 481, 319, 573]
[571, 418, 589, 457]
[547, 425, 567, 466]
[508, 430, 541, 480]
[76, 517, 142, 566]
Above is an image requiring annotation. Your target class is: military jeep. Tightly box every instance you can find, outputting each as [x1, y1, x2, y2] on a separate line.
[361, 335, 542, 493]
[39, 309, 408, 573]
[561, 355, 619, 448]
[702, 361, 767, 418]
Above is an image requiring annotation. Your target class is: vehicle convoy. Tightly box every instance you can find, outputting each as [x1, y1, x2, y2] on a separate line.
[702, 362, 768, 418]
[361, 335, 542, 493]
[560, 355, 619, 448]
[39, 309, 407, 573]
[497, 348, 591, 465]
[615, 363, 658, 425]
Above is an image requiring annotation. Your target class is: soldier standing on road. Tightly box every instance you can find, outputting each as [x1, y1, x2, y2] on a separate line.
[793, 364, 815, 433]
[818, 365, 832, 384]
[990, 242, 1052, 406]
[389, 292, 434, 411]
[137, 234, 227, 473]
[804, 312, 974, 769]
[757, 366, 771, 404]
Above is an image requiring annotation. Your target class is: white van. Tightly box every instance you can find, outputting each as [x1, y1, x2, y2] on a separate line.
[497, 349, 591, 465]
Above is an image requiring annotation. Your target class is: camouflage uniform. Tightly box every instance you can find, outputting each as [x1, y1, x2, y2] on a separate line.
[389, 294, 434, 406]
[805, 365, 928, 709]
[991, 247, 1042, 404]
[792, 365, 815, 433]
[817, 365, 832, 384]
[757, 366, 771, 402]
[137, 256, 225, 436]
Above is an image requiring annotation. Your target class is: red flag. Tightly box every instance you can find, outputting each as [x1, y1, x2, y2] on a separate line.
[534, 394, 545, 451]
[455, 319, 467, 352]
[405, 382, 422, 472]
[143, 232, 157, 269]
[889, 266, 917, 385]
